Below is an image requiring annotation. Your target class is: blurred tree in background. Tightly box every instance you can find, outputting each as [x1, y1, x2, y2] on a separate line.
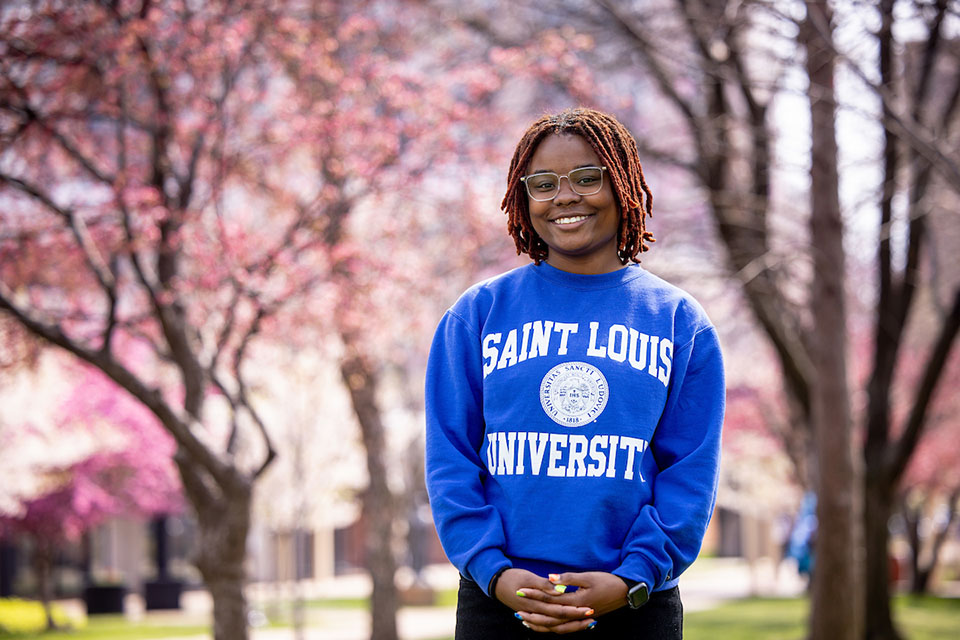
[0, 365, 181, 630]
[0, 1, 594, 639]
[437, 0, 960, 638]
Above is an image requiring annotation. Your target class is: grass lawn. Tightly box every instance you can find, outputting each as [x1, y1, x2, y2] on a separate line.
[0, 599, 208, 639]
[3, 593, 956, 639]
[685, 595, 960, 640]
[0, 614, 209, 639]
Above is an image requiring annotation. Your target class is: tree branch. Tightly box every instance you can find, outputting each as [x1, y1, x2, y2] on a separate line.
[891, 288, 960, 480]
[594, 0, 700, 128]
[0, 173, 117, 297]
[0, 279, 238, 491]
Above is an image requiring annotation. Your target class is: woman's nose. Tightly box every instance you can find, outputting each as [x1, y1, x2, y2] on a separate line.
[552, 176, 581, 204]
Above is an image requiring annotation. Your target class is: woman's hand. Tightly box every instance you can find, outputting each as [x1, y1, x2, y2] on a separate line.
[494, 568, 597, 634]
[546, 571, 630, 617]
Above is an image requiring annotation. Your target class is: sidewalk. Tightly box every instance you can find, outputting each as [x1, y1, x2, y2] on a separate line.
[141, 557, 808, 640]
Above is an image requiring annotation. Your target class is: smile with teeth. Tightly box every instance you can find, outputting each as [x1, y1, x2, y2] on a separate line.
[553, 214, 591, 225]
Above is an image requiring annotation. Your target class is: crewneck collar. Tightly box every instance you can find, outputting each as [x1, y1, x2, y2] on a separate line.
[530, 261, 647, 290]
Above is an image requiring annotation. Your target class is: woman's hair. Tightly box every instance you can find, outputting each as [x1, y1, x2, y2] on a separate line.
[501, 107, 655, 264]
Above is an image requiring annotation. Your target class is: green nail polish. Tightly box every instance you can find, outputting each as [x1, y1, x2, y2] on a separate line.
[554, 584, 567, 593]
[516, 590, 526, 597]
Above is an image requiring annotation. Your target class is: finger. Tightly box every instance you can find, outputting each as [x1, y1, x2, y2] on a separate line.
[515, 587, 553, 602]
[549, 618, 598, 634]
[522, 599, 594, 619]
[517, 586, 582, 601]
[517, 604, 595, 623]
[532, 584, 588, 607]
[551, 571, 592, 587]
[518, 611, 596, 633]
[548, 572, 584, 594]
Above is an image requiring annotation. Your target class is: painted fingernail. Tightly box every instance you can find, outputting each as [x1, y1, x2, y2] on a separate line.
[522, 622, 532, 629]
[554, 584, 568, 593]
[587, 620, 598, 630]
[548, 573, 561, 582]
[516, 590, 526, 598]
[585, 609, 595, 616]
[514, 612, 524, 620]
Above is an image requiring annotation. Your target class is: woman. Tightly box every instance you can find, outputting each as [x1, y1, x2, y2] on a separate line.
[425, 108, 724, 638]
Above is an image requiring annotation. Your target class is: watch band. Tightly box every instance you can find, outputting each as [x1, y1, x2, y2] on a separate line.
[618, 575, 639, 590]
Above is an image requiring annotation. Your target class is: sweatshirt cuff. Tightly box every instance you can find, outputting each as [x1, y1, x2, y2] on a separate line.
[614, 554, 660, 590]
[467, 548, 512, 597]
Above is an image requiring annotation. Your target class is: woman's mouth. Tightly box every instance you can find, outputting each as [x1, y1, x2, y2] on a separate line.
[553, 214, 591, 225]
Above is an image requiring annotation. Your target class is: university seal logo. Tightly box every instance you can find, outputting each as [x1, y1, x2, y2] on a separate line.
[539, 361, 609, 427]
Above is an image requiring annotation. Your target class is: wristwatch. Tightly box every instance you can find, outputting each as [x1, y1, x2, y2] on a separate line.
[622, 579, 649, 609]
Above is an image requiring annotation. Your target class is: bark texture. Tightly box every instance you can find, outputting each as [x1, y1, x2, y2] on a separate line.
[801, 3, 861, 639]
[341, 352, 400, 640]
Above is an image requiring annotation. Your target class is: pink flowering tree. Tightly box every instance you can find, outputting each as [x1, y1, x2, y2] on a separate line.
[0, 1, 598, 638]
[0, 366, 181, 630]
[245, 10, 598, 638]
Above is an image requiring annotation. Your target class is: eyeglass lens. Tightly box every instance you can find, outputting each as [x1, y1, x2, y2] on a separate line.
[525, 167, 604, 201]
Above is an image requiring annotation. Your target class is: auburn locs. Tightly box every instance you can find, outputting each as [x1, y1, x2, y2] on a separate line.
[501, 108, 655, 264]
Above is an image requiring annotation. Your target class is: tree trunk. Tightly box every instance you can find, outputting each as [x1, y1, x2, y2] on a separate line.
[864, 471, 900, 640]
[341, 352, 399, 640]
[191, 480, 253, 640]
[903, 487, 960, 596]
[801, 4, 862, 639]
[33, 543, 56, 631]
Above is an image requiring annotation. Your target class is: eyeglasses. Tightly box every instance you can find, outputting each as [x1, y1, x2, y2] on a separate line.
[520, 166, 607, 202]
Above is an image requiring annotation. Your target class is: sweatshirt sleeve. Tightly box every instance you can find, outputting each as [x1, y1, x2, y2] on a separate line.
[613, 324, 725, 590]
[424, 309, 512, 595]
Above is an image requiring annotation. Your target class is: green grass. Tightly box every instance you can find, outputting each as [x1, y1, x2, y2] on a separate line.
[685, 595, 960, 640]
[431, 588, 458, 608]
[685, 598, 807, 640]
[0, 600, 75, 635]
[0, 615, 209, 639]
[4, 593, 956, 639]
[0, 599, 208, 640]
[894, 595, 960, 639]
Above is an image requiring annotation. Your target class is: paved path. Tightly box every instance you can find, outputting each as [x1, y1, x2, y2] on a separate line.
[72, 558, 809, 640]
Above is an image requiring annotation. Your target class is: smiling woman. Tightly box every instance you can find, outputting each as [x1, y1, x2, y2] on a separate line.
[522, 134, 621, 275]
[502, 108, 656, 273]
[425, 108, 725, 639]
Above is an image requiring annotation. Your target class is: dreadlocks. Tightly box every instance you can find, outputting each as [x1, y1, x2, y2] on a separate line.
[501, 108, 655, 264]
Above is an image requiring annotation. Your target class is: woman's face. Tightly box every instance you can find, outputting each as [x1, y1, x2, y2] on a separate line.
[525, 134, 622, 275]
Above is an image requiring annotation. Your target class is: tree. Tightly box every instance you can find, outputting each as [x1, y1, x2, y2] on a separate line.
[1, 2, 595, 638]
[896, 352, 960, 594]
[526, 2, 960, 637]
[0, 3, 314, 637]
[0, 365, 181, 629]
[799, 3, 861, 636]
[256, 7, 598, 636]
[859, 1, 960, 636]
[380, 3, 960, 636]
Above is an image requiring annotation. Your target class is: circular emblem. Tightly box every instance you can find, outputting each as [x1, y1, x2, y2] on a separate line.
[539, 361, 609, 427]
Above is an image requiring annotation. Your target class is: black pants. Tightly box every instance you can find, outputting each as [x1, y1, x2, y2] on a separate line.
[454, 576, 683, 639]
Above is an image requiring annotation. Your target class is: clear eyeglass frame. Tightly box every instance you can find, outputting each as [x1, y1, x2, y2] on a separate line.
[520, 166, 608, 202]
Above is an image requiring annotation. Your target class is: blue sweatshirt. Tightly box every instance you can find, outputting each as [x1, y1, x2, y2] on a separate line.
[425, 262, 724, 596]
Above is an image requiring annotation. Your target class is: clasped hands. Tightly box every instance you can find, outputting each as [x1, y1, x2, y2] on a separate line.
[494, 568, 628, 634]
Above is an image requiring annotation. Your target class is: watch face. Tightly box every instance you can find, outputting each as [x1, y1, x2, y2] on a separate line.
[628, 582, 649, 609]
